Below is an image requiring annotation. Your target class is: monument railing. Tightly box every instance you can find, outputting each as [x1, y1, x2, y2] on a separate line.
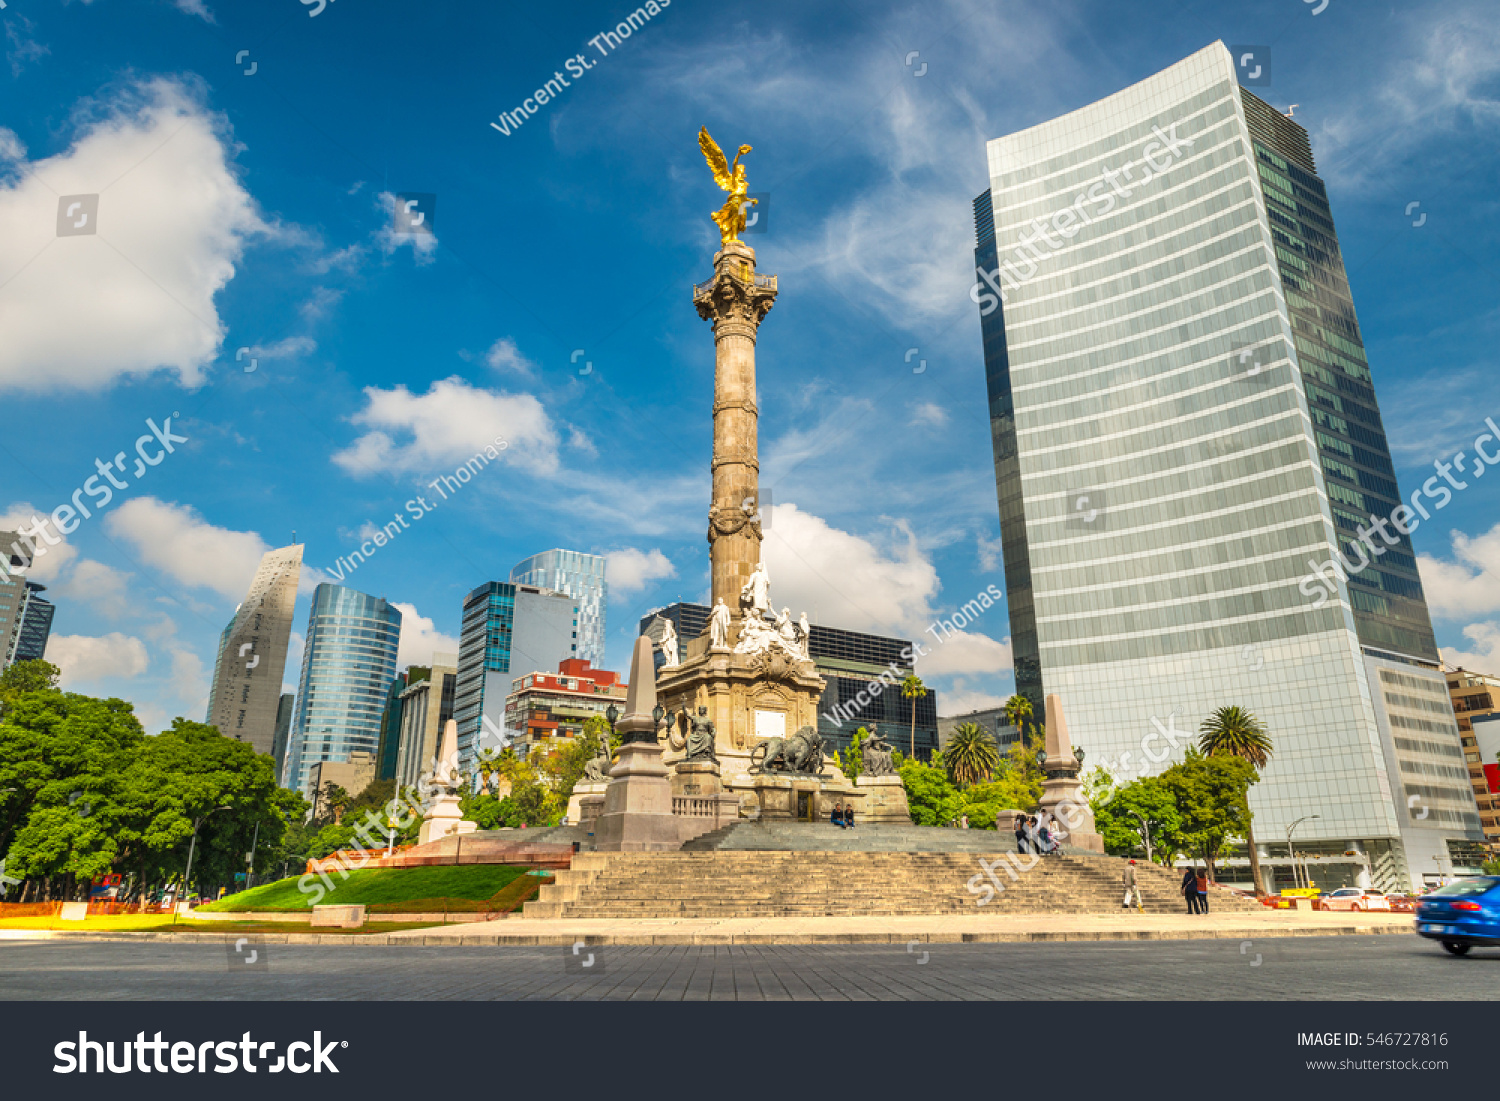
[672, 796, 717, 818]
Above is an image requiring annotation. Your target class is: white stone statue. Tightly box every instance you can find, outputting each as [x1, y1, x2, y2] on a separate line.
[798, 611, 811, 658]
[710, 598, 731, 650]
[776, 607, 796, 644]
[740, 561, 772, 618]
[656, 616, 679, 668]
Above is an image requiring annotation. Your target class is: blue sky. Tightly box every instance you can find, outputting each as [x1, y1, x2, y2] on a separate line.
[1, 0, 1498, 735]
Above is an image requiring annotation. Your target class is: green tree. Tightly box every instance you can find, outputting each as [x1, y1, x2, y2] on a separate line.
[0, 658, 60, 717]
[1198, 705, 1273, 895]
[1095, 776, 1182, 864]
[1159, 749, 1257, 882]
[896, 752, 962, 827]
[900, 673, 926, 758]
[1003, 694, 1034, 743]
[838, 728, 868, 783]
[319, 782, 352, 825]
[946, 722, 999, 788]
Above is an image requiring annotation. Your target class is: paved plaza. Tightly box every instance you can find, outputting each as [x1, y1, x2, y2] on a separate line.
[0, 933, 1490, 1000]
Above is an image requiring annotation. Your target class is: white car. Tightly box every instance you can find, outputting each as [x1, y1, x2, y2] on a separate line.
[1322, 888, 1392, 912]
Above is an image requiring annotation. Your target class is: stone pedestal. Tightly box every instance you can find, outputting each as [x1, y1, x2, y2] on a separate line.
[418, 794, 478, 845]
[750, 773, 827, 821]
[856, 773, 912, 824]
[594, 741, 680, 851]
[671, 759, 723, 798]
[566, 779, 608, 826]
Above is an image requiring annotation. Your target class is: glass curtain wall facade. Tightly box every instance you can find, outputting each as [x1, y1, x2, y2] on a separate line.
[972, 42, 1480, 889]
[454, 582, 577, 774]
[284, 584, 402, 795]
[510, 549, 607, 667]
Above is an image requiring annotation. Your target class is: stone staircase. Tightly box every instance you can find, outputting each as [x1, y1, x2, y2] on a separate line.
[683, 821, 1105, 855]
[522, 846, 1262, 919]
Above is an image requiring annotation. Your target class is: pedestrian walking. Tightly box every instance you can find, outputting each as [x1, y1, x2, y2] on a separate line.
[960, 814, 969, 830]
[1196, 868, 1210, 914]
[1181, 866, 1199, 914]
[1122, 859, 1144, 911]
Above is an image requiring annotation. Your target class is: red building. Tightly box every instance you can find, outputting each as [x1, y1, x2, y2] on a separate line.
[504, 658, 626, 751]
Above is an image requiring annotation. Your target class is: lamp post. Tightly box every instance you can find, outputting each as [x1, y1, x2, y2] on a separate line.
[176, 805, 231, 921]
[244, 820, 261, 891]
[1286, 814, 1320, 890]
[605, 703, 618, 742]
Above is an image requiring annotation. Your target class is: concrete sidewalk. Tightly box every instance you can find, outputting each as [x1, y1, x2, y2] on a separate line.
[0, 909, 1411, 947]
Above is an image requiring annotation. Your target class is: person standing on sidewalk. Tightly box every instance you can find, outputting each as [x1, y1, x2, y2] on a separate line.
[1122, 859, 1140, 910]
[1196, 868, 1210, 914]
[1181, 865, 1199, 914]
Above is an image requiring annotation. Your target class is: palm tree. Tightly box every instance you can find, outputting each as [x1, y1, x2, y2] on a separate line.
[1199, 705, 1274, 896]
[900, 673, 926, 758]
[1003, 694, 1034, 744]
[947, 722, 999, 788]
[321, 783, 351, 825]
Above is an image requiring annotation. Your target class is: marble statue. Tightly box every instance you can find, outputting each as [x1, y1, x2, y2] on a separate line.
[582, 744, 612, 782]
[684, 705, 718, 761]
[798, 612, 811, 658]
[740, 562, 771, 619]
[709, 598, 732, 649]
[861, 731, 896, 777]
[656, 616, 679, 668]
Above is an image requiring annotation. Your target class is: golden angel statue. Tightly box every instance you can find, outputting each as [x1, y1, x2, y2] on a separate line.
[698, 126, 755, 246]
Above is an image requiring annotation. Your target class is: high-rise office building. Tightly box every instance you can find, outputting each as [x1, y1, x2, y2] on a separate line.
[284, 583, 402, 795]
[394, 657, 458, 789]
[271, 692, 295, 782]
[205, 544, 302, 756]
[510, 549, 607, 666]
[453, 582, 577, 774]
[641, 603, 939, 759]
[12, 582, 54, 664]
[972, 42, 1481, 890]
[374, 671, 408, 782]
[0, 534, 34, 670]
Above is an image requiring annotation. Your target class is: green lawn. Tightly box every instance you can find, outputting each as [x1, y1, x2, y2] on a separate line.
[202, 865, 533, 912]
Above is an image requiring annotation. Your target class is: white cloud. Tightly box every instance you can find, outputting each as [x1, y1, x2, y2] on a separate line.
[484, 336, 536, 376]
[1443, 623, 1500, 674]
[55, 559, 133, 619]
[393, 603, 459, 670]
[104, 497, 268, 600]
[910, 402, 949, 428]
[760, 503, 939, 636]
[333, 377, 558, 478]
[244, 335, 315, 361]
[49, 632, 149, 684]
[0, 127, 25, 164]
[0, 502, 78, 582]
[171, 0, 215, 20]
[168, 646, 210, 717]
[1417, 521, 1500, 619]
[0, 78, 267, 391]
[299, 285, 344, 320]
[6, 17, 49, 78]
[605, 548, 676, 593]
[375, 190, 438, 263]
[918, 630, 1012, 677]
[938, 685, 1009, 717]
[283, 631, 305, 692]
[977, 531, 1003, 572]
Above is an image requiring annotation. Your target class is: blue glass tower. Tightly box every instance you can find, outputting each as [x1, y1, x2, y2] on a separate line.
[285, 583, 402, 795]
[509, 549, 607, 667]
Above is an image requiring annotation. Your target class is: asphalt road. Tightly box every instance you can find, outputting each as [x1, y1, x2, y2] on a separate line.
[0, 934, 1491, 1000]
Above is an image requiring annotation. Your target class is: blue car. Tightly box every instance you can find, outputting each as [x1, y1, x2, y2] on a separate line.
[1415, 876, 1500, 956]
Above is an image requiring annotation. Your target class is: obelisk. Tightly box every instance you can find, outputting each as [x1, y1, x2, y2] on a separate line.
[695, 241, 777, 609]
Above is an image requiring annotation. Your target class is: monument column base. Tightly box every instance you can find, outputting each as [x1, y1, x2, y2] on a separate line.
[594, 741, 680, 852]
[417, 795, 478, 845]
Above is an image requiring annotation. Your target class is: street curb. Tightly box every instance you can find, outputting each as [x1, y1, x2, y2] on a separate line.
[0, 924, 1412, 947]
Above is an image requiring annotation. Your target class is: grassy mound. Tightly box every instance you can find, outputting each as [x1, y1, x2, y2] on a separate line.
[202, 864, 533, 912]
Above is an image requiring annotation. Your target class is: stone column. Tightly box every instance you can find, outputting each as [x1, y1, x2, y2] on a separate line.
[595, 636, 680, 852]
[1037, 693, 1104, 852]
[694, 241, 777, 616]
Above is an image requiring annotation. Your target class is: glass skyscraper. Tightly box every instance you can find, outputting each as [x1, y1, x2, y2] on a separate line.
[973, 42, 1481, 890]
[284, 583, 402, 795]
[453, 581, 577, 773]
[509, 549, 607, 666]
